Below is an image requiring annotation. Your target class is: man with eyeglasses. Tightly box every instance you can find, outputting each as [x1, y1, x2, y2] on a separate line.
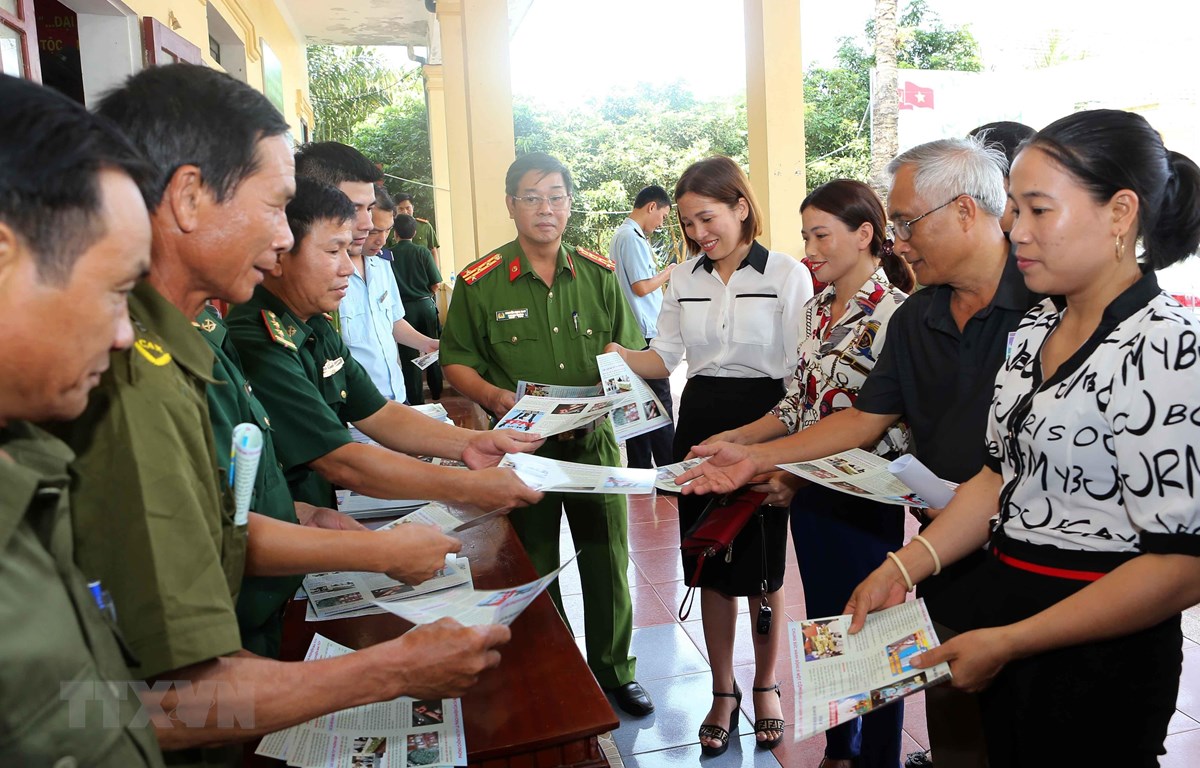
[441, 152, 655, 718]
[679, 137, 1042, 768]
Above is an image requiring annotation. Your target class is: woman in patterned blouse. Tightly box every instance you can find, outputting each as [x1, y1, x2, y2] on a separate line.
[846, 110, 1200, 766]
[706, 179, 915, 768]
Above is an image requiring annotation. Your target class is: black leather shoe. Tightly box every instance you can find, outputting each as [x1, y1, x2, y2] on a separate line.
[606, 681, 655, 717]
[904, 750, 933, 768]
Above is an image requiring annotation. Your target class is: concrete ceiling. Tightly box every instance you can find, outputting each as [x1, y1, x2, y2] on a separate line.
[282, 0, 536, 47]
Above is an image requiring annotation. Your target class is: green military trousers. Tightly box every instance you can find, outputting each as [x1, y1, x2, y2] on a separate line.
[399, 296, 442, 405]
[506, 426, 636, 689]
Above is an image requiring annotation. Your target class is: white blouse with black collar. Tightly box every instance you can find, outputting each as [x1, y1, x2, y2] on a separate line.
[650, 242, 813, 379]
[986, 272, 1200, 556]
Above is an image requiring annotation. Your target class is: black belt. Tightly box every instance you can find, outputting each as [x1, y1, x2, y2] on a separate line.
[554, 420, 599, 442]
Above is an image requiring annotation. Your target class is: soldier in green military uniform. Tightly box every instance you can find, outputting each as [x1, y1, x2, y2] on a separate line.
[54, 65, 515, 767]
[0, 74, 163, 767]
[196, 303, 368, 659]
[441, 152, 655, 716]
[228, 176, 543, 515]
[395, 192, 440, 262]
[390, 213, 444, 403]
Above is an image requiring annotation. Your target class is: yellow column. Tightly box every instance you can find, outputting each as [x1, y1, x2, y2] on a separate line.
[422, 64, 454, 277]
[436, 0, 517, 274]
[744, 0, 806, 257]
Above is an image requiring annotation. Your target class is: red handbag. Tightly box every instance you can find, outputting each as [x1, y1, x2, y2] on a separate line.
[677, 489, 767, 620]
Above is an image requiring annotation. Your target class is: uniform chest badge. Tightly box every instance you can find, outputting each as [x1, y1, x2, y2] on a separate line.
[496, 309, 530, 321]
[134, 338, 172, 366]
[322, 357, 345, 378]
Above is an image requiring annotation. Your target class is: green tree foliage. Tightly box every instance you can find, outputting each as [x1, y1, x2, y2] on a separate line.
[802, 0, 982, 188]
[513, 82, 747, 257]
[352, 77, 434, 215]
[307, 45, 415, 143]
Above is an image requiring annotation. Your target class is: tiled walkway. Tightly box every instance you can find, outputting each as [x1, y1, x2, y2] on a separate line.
[555, 493, 1200, 767]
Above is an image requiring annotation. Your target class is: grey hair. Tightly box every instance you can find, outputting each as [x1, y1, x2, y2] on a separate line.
[886, 137, 1007, 219]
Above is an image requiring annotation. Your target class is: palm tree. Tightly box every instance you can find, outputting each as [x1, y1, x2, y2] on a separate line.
[306, 45, 408, 143]
[869, 0, 899, 198]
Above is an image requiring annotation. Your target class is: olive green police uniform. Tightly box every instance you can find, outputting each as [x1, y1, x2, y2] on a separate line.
[440, 240, 644, 688]
[412, 217, 439, 255]
[196, 306, 302, 659]
[225, 286, 388, 508]
[51, 281, 246, 768]
[0, 422, 165, 767]
[390, 240, 443, 404]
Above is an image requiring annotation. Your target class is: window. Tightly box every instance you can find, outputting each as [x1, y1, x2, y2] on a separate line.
[1, 0, 42, 81]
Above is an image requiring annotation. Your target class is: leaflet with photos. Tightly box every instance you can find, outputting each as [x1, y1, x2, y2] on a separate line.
[255, 634, 466, 767]
[371, 554, 577, 627]
[499, 452, 655, 495]
[777, 449, 956, 508]
[788, 600, 952, 742]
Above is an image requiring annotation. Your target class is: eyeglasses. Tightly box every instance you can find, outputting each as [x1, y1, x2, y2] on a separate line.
[511, 194, 572, 211]
[888, 194, 967, 241]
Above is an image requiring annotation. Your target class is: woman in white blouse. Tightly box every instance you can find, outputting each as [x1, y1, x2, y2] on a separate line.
[708, 179, 915, 768]
[608, 156, 812, 754]
[846, 110, 1200, 766]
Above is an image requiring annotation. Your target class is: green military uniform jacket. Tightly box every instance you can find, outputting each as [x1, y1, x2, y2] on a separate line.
[226, 286, 388, 507]
[390, 241, 442, 303]
[0, 422, 165, 767]
[51, 281, 245, 684]
[412, 217, 439, 255]
[196, 307, 302, 656]
[441, 240, 643, 393]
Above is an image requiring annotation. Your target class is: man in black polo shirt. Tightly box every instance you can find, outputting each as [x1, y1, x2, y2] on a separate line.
[680, 136, 1038, 768]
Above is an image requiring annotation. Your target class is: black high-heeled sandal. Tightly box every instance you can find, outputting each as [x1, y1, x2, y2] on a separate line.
[698, 685, 742, 757]
[753, 683, 784, 750]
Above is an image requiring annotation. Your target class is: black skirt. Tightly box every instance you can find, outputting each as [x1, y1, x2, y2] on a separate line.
[675, 375, 788, 596]
[942, 532, 1182, 766]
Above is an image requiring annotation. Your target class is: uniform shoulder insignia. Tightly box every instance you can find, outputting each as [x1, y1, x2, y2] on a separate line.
[459, 253, 502, 285]
[575, 246, 616, 271]
[261, 310, 297, 351]
[416, 216, 430, 223]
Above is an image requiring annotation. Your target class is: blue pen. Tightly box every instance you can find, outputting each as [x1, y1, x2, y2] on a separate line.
[87, 579, 117, 622]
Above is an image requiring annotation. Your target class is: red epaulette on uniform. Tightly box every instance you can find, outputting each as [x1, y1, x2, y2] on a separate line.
[575, 246, 615, 271]
[459, 253, 502, 285]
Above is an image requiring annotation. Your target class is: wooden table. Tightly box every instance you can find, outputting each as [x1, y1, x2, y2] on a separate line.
[244, 516, 617, 768]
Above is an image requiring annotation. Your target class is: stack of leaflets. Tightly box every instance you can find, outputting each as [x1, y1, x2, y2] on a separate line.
[789, 600, 952, 741]
[777, 449, 957, 508]
[497, 353, 672, 442]
[304, 557, 471, 622]
[304, 505, 481, 622]
[255, 634, 466, 768]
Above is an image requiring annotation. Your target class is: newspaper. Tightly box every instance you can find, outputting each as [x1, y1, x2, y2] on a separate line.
[412, 350, 439, 370]
[654, 457, 709, 493]
[596, 352, 672, 441]
[492, 393, 622, 438]
[789, 600, 952, 742]
[777, 448, 953, 508]
[887, 454, 957, 508]
[499, 453, 655, 494]
[372, 555, 577, 627]
[303, 556, 471, 620]
[256, 634, 467, 767]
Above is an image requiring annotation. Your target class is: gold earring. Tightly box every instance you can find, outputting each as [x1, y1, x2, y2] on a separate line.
[1115, 235, 1124, 262]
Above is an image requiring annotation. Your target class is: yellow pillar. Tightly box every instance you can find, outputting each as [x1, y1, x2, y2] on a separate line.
[744, 0, 806, 257]
[422, 64, 454, 277]
[436, 0, 517, 274]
